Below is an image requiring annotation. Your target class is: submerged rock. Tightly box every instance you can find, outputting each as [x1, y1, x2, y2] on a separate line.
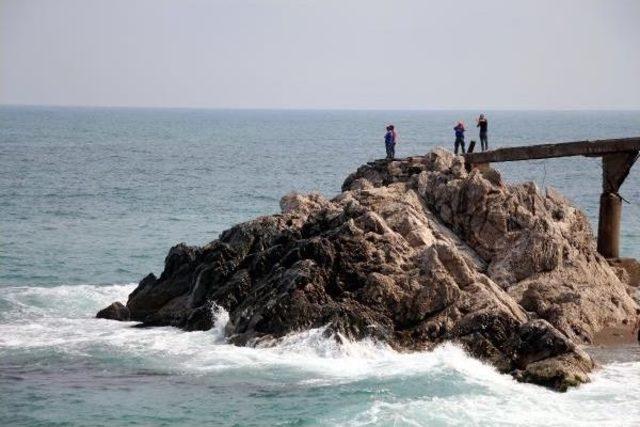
[98, 149, 638, 390]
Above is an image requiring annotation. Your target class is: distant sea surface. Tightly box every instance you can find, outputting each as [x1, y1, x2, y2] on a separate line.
[1, 106, 639, 426]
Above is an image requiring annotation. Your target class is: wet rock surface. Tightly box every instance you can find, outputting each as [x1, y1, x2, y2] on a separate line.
[96, 301, 130, 321]
[99, 149, 638, 390]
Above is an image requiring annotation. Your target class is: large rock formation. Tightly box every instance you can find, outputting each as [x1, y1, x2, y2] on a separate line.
[99, 149, 638, 391]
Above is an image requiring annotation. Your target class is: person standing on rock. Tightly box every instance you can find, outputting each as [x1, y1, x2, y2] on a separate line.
[453, 121, 465, 154]
[476, 114, 489, 151]
[385, 125, 397, 160]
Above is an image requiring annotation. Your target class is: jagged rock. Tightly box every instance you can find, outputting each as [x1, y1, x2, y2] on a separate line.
[96, 301, 130, 321]
[99, 149, 639, 391]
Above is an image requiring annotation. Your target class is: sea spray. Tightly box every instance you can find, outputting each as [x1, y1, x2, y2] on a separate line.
[1, 283, 639, 425]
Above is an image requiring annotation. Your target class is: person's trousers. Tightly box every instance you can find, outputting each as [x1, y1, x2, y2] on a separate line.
[480, 132, 488, 151]
[454, 137, 465, 154]
[385, 142, 395, 159]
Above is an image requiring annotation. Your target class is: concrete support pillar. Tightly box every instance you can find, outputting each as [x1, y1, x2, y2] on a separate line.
[597, 192, 622, 258]
[596, 151, 638, 259]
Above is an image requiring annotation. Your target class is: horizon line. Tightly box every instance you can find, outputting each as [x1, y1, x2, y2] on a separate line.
[2, 103, 640, 113]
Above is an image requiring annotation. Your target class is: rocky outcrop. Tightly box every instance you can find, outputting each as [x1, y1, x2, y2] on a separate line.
[99, 149, 638, 391]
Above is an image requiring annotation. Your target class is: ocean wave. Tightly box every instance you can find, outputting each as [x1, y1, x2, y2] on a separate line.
[338, 360, 640, 426]
[1, 283, 639, 426]
[0, 282, 136, 320]
[0, 283, 503, 381]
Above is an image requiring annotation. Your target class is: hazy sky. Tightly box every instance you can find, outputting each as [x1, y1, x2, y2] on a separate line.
[2, 0, 639, 109]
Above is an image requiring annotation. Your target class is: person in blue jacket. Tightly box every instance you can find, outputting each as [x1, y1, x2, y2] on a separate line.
[453, 121, 465, 154]
[384, 125, 397, 159]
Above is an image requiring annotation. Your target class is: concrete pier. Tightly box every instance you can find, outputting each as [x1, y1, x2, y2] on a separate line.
[598, 192, 621, 258]
[465, 138, 640, 259]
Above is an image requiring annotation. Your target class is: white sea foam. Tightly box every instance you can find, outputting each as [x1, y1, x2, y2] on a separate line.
[1, 283, 639, 426]
[340, 360, 640, 427]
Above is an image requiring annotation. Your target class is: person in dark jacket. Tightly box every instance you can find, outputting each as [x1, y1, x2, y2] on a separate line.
[384, 125, 397, 159]
[477, 114, 489, 151]
[453, 121, 465, 154]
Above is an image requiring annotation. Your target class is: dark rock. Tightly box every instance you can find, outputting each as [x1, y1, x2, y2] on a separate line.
[184, 304, 216, 331]
[96, 302, 130, 321]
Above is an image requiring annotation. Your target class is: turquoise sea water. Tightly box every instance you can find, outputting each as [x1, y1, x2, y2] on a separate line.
[1, 106, 639, 426]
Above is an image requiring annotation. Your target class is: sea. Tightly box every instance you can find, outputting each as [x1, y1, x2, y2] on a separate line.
[1, 106, 639, 426]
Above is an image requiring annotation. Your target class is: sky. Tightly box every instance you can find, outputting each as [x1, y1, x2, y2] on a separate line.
[1, 0, 639, 110]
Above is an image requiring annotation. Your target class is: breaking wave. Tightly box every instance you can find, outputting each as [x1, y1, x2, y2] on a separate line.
[1, 283, 639, 426]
